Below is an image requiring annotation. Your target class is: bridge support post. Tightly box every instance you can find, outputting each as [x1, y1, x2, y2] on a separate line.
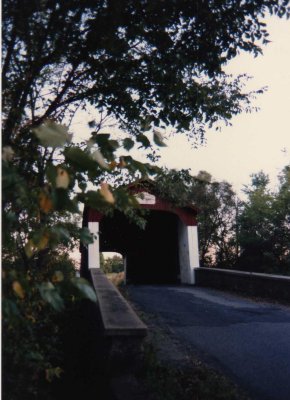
[88, 221, 100, 269]
[190, 225, 200, 285]
[178, 222, 199, 284]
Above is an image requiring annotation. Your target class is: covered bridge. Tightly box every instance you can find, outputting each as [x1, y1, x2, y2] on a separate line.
[81, 179, 200, 284]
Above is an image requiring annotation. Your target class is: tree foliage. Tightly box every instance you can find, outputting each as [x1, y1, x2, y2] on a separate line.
[100, 254, 124, 274]
[3, 0, 289, 146]
[237, 166, 290, 274]
[2, 252, 96, 400]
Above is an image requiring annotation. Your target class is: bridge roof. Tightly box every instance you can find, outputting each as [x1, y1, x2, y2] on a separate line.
[85, 178, 198, 226]
[127, 177, 199, 212]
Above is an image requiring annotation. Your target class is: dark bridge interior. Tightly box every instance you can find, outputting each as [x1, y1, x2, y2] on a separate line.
[99, 210, 180, 284]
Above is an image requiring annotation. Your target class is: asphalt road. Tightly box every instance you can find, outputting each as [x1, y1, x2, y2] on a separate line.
[127, 285, 290, 400]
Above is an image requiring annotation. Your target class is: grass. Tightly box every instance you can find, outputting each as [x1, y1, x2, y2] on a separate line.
[106, 271, 125, 287]
[139, 341, 250, 400]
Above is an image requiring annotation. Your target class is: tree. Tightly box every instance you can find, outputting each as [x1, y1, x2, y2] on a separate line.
[274, 166, 290, 267]
[101, 254, 124, 274]
[237, 167, 290, 274]
[155, 168, 238, 267]
[4, 0, 289, 146]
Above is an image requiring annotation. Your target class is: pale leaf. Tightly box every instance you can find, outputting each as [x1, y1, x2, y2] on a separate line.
[100, 182, 115, 204]
[12, 281, 25, 299]
[91, 149, 109, 169]
[55, 167, 70, 189]
[34, 120, 72, 148]
[2, 146, 14, 162]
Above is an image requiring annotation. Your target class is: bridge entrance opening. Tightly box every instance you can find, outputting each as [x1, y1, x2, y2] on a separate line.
[99, 210, 180, 284]
[100, 252, 124, 274]
[82, 180, 199, 284]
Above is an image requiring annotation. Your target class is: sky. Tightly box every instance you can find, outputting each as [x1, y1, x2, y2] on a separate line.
[72, 15, 290, 196]
[157, 16, 290, 194]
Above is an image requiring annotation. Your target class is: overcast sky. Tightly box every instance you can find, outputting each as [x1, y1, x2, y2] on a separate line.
[158, 16, 290, 194]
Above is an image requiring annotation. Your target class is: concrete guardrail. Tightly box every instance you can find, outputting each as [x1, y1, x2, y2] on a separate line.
[90, 268, 148, 374]
[195, 267, 290, 303]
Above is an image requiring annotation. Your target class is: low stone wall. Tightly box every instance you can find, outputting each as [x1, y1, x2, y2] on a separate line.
[195, 267, 290, 303]
[90, 268, 148, 374]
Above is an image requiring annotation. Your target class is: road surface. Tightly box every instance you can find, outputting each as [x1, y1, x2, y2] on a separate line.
[127, 285, 290, 400]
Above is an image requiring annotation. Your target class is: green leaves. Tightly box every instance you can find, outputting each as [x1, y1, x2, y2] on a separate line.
[140, 116, 153, 132]
[80, 227, 94, 245]
[38, 282, 64, 312]
[65, 147, 97, 172]
[45, 366, 63, 382]
[38, 276, 96, 312]
[237, 166, 290, 274]
[153, 129, 167, 147]
[71, 278, 97, 303]
[136, 134, 151, 148]
[52, 188, 79, 213]
[50, 225, 71, 244]
[123, 138, 135, 151]
[81, 190, 109, 210]
[34, 121, 72, 148]
[91, 134, 119, 158]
